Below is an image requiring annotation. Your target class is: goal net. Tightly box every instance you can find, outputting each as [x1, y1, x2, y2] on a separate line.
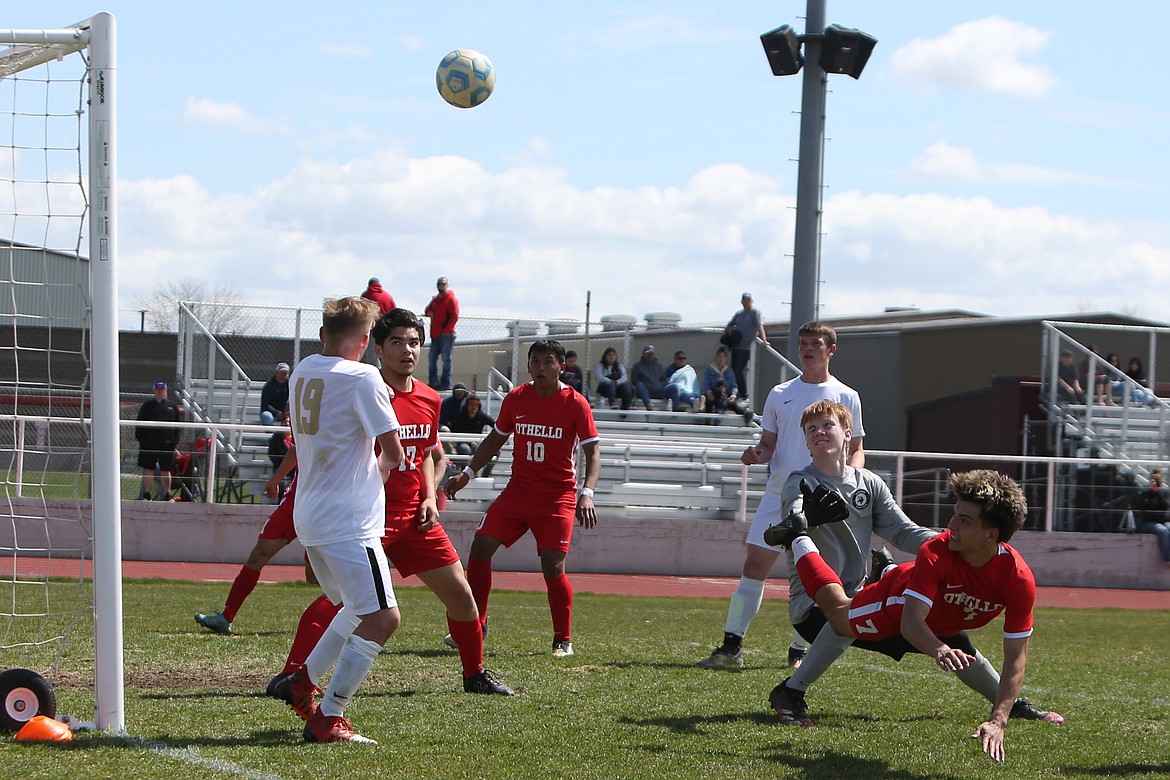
[0, 14, 122, 731]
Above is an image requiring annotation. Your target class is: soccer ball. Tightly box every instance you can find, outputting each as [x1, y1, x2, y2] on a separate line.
[436, 48, 496, 109]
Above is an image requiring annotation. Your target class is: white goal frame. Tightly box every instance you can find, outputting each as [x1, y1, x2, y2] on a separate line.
[0, 13, 122, 731]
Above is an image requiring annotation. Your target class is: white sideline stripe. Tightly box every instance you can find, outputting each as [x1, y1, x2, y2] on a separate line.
[119, 735, 286, 780]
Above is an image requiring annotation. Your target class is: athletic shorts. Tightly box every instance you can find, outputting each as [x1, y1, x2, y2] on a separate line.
[258, 482, 298, 541]
[745, 482, 784, 549]
[476, 488, 577, 554]
[137, 448, 176, 472]
[795, 602, 978, 662]
[383, 513, 460, 578]
[303, 537, 397, 616]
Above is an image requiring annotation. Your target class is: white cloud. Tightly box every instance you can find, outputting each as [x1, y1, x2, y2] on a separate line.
[317, 41, 374, 58]
[888, 17, 1058, 98]
[114, 148, 1170, 329]
[179, 97, 271, 134]
[400, 36, 428, 53]
[910, 141, 1096, 185]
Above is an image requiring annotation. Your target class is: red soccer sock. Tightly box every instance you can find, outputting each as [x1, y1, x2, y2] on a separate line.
[222, 565, 261, 623]
[466, 558, 493, 632]
[283, 595, 341, 675]
[447, 616, 484, 678]
[795, 552, 844, 600]
[545, 572, 573, 643]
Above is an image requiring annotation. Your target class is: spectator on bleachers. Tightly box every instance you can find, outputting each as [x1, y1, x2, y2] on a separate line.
[1056, 350, 1086, 404]
[1131, 471, 1170, 565]
[1126, 357, 1157, 406]
[266, 410, 294, 500]
[1079, 345, 1108, 404]
[259, 363, 290, 424]
[449, 391, 496, 477]
[439, 382, 468, 429]
[594, 347, 633, 410]
[664, 350, 701, 411]
[630, 345, 683, 411]
[1105, 352, 1124, 404]
[561, 350, 588, 400]
[703, 347, 749, 417]
[424, 276, 459, 390]
[727, 292, 770, 402]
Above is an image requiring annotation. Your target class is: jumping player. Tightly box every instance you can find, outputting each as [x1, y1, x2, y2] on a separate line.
[767, 448, 1062, 760]
[272, 308, 513, 697]
[444, 339, 600, 657]
[272, 296, 402, 745]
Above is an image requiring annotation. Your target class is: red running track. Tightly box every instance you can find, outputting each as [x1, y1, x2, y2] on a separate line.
[13, 558, 1170, 610]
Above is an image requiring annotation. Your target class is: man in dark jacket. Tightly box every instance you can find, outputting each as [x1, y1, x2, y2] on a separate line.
[629, 345, 682, 411]
[136, 380, 182, 500]
[260, 362, 290, 424]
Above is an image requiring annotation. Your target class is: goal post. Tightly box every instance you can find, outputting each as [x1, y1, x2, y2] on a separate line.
[0, 12, 122, 732]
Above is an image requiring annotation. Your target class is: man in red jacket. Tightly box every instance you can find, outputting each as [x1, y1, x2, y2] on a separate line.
[360, 277, 395, 314]
[424, 276, 459, 390]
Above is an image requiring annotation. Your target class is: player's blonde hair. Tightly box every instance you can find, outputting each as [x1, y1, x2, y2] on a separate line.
[321, 296, 379, 339]
[800, 400, 853, 432]
[949, 470, 1027, 543]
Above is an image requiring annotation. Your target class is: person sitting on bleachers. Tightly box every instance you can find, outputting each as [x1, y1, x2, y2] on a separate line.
[1056, 350, 1086, 404]
[449, 391, 496, 476]
[703, 347, 749, 417]
[561, 349, 589, 400]
[664, 350, 701, 411]
[1126, 357, 1157, 406]
[594, 347, 633, 410]
[1131, 470, 1170, 565]
[630, 345, 683, 411]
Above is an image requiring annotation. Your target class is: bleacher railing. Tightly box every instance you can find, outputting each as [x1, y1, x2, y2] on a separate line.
[0, 412, 1161, 534]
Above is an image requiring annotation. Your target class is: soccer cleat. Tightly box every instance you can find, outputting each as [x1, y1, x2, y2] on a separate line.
[303, 712, 377, 745]
[769, 677, 815, 727]
[265, 672, 284, 698]
[1010, 698, 1065, 725]
[463, 668, 515, 696]
[763, 511, 809, 549]
[551, 639, 574, 658]
[867, 547, 895, 585]
[787, 645, 806, 669]
[443, 617, 489, 649]
[696, 644, 744, 669]
[194, 610, 232, 635]
[272, 669, 320, 721]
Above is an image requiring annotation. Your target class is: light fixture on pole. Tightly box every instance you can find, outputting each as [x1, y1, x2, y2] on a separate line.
[760, 3, 876, 363]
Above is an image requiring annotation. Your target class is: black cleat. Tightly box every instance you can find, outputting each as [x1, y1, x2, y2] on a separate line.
[787, 645, 806, 668]
[1010, 698, 1065, 724]
[763, 511, 809, 549]
[463, 668, 515, 695]
[769, 677, 814, 727]
[867, 547, 895, 585]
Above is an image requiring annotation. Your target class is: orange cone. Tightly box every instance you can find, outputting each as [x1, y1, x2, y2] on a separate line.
[14, 715, 73, 742]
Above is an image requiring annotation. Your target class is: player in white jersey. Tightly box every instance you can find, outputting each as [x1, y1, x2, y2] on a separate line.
[698, 322, 864, 670]
[273, 296, 402, 745]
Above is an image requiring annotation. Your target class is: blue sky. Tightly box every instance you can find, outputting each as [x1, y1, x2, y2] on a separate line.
[6, 1, 1170, 328]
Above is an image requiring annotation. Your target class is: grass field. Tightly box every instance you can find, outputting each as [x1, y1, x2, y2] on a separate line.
[1, 579, 1168, 779]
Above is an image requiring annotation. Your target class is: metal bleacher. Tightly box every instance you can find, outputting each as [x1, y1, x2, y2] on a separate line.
[447, 405, 765, 521]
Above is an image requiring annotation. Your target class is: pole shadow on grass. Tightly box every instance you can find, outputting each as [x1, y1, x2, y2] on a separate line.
[753, 750, 968, 780]
[1064, 763, 1170, 776]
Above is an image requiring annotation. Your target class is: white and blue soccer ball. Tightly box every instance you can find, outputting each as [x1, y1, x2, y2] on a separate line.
[436, 48, 496, 109]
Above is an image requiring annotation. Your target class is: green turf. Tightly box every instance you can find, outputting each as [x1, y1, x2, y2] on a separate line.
[1, 579, 1168, 779]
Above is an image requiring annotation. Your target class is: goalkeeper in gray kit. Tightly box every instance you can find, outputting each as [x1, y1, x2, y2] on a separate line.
[763, 400, 1063, 728]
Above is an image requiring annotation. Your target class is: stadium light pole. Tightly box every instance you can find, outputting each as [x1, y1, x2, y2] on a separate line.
[760, 0, 876, 363]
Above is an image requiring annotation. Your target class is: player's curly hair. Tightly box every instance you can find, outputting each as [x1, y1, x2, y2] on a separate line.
[322, 296, 379, 338]
[948, 470, 1027, 543]
[371, 308, 426, 346]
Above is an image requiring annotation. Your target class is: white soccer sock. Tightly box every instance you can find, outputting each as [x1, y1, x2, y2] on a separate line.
[319, 634, 381, 718]
[790, 536, 819, 563]
[724, 577, 767, 638]
[304, 607, 361, 685]
[790, 622, 853, 692]
[955, 651, 1001, 702]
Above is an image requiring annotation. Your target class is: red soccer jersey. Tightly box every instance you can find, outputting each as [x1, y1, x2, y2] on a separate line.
[902, 531, 1036, 639]
[495, 381, 599, 497]
[383, 380, 441, 517]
